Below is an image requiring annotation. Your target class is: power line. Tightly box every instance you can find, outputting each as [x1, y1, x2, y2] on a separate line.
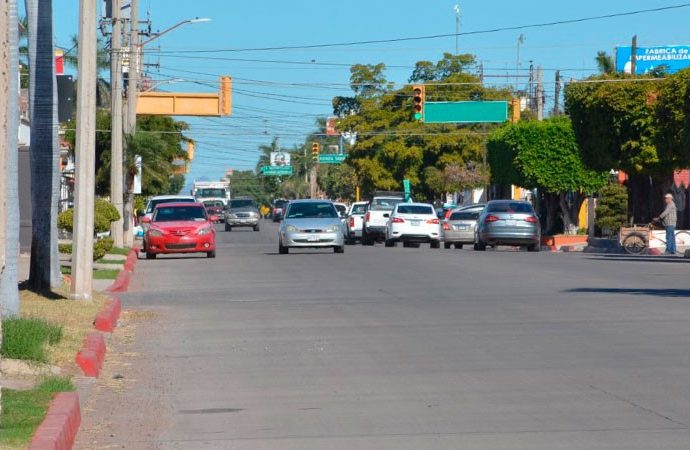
[143, 4, 690, 53]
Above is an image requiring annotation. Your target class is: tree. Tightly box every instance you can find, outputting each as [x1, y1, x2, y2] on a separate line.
[595, 183, 628, 236]
[487, 117, 608, 233]
[25, 0, 62, 291]
[1, 0, 21, 316]
[595, 51, 615, 75]
[318, 164, 357, 201]
[349, 63, 391, 98]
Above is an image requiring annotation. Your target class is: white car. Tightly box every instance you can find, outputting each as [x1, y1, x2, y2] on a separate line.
[345, 201, 368, 244]
[384, 202, 441, 248]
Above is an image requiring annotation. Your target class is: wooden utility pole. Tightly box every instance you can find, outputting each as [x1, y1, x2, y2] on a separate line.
[553, 70, 561, 115]
[123, 0, 138, 248]
[309, 166, 318, 199]
[110, 0, 124, 247]
[71, 0, 98, 300]
[631, 35, 638, 75]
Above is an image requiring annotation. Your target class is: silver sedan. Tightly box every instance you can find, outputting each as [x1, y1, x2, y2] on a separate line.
[278, 200, 345, 254]
[474, 200, 541, 251]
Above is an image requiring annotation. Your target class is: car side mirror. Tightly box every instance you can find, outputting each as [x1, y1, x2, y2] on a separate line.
[142, 216, 152, 224]
[383, 213, 390, 218]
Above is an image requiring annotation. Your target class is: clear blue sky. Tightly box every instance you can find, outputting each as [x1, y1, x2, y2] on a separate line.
[50, 1, 690, 188]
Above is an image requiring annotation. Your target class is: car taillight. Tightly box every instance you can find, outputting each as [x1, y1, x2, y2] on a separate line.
[525, 215, 539, 223]
[365, 212, 370, 222]
[349, 217, 355, 227]
[391, 217, 405, 223]
[485, 214, 499, 223]
[427, 218, 439, 224]
[442, 222, 451, 230]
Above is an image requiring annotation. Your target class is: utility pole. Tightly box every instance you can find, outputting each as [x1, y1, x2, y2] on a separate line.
[453, 4, 461, 55]
[71, 0, 98, 300]
[110, 0, 124, 247]
[553, 70, 561, 116]
[123, 0, 139, 248]
[516, 34, 525, 93]
[310, 166, 318, 199]
[528, 61, 535, 112]
[631, 35, 638, 75]
[536, 65, 544, 121]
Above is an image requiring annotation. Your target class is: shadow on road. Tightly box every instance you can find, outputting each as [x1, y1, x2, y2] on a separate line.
[585, 254, 690, 264]
[566, 287, 690, 298]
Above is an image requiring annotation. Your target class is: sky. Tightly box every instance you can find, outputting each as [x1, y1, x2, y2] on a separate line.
[50, 0, 690, 189]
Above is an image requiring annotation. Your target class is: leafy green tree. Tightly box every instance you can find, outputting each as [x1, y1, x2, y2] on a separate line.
[487, 117, 608, 233]
[595, 51, 615, 75]
[595, 183, 629, 236]
[318, 164, 357, 201]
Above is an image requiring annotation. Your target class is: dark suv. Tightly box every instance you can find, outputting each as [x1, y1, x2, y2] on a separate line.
[272, 199, 289, 222]
[225, 198, 261, 232]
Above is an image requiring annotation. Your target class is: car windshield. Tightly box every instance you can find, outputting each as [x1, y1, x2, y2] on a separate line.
[146, 197, 194, 213]
[487, 202, 534, 213]
[274, 200, 288, 208]
[203, 200, 225, 208]
[153, 206, 207, 222]
[397, 205, 434, 215]
[196, 188, 226, 198]
[334, 204, 347, 214]
[370, 198, 402, 211]
[351, 204, 367, 214]
[286, 203, 338, 219]
[450, 211, 480, 221]
[230, 199, 256, 209]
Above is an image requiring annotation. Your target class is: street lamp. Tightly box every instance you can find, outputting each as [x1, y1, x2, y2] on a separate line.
[140, 17, 211, 47]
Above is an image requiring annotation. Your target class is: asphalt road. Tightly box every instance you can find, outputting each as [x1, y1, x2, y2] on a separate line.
[115, 220, 690, 449]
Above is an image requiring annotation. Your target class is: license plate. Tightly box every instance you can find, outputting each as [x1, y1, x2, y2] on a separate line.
[308, 235, 319, 242]
[410, 221, 420, 227]
[505, 220, 517, 226]
[454, 225, 468, 231]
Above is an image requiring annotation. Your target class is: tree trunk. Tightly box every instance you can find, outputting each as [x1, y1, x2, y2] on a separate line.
[26, 0, 61, 291]
[542, 192, 559, 235]
[0, 0, 21, 316]
[559, 192, 586, 234]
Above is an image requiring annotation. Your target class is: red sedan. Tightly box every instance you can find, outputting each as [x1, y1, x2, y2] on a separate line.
[142, 202, 218, 259]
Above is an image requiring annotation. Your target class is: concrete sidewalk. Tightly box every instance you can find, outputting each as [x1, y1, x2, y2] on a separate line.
[19, 253, 114, 292]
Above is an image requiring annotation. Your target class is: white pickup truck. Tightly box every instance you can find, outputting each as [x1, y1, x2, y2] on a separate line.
[361, 192, 405, 245]
[345, 201, 369, 244]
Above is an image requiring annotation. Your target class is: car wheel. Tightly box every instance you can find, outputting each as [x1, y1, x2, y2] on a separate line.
[253, 224, 260, 232]
[225, 223, 232, 232]
[279, 242, 289, 254]
[454, 243, 463, 249]
[334, 245, 345, 254]
[385, 239, 396, 247]
[444, 242, 452, 249]
[474, 239, 487, 251]
[430, 240, 440, 249]
[362, 231, 374, 246]
[146, 252, 156, 260]
[207, 250, 216, 258]
[527, 243, 541, 252]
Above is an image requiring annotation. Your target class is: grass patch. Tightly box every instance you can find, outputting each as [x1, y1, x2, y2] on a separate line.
[0, 377, 75, 449]
[109, 246, 131, 256]
[20, 287, 106, 370]
[97, 258, 124, 265]
[1, 317, 63, 363]
[60, 267, 120, 279]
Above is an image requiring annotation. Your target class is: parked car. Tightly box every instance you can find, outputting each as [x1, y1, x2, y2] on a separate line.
[441, 205, 485, 249]
[278, 200, 345, 254]
[474, 200, 541, 251]
[202, 199, 225, 223]
[384, 202, 440, 248]
[345, 201, 368, 244]
[272, 199, 289, 222]
[142, 202, 218, 259]
[142, 195, 196, 231]
[362, 192, 404, 245]
[225, 198, 260, 232]
[334, 202, 348, 226]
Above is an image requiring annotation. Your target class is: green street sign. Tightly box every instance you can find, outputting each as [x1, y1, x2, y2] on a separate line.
[403, 179, 411, 201]
[424, 101, 508, 124]
[260, 166, 293, 176]
[318, 154, 347, 164]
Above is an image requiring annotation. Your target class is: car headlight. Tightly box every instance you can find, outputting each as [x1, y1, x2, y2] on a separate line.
[286, 225, 298, 232]
[148, 229, 163, 237]
[226, 213, 237, 219]
[197, 227, 213, 235]
[326, 224, 340, 233]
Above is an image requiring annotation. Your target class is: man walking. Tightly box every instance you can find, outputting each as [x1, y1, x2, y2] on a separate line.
[656, 193, 677, 255]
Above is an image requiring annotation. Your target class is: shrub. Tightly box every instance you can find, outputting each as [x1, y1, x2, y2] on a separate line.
[93, 237, 114, 261]
[1, 317, 63, 363]
[596, 183, 629, 236]
[58, 243, 72, 254]
[57, 199, 121, 234]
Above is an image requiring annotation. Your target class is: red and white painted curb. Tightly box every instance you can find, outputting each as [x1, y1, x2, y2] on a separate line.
[94, 297, 122, 333]
[27, 392, 81, 450]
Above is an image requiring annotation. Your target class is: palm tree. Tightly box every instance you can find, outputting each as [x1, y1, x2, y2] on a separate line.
[25, 0, 62, 291]
[63, 34, 110, 72]
[0, 0, 21, 316]
[595, 51, 616, 75]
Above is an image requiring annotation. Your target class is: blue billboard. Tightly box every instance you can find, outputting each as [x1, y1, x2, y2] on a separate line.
[616, 45, 690, 75]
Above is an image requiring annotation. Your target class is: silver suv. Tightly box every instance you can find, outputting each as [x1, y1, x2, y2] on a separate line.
[224, 198, 260, 232]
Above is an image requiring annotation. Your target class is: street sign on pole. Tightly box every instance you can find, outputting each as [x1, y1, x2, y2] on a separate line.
[403, 179, 411, 201]
[318, 154, 347, 164]
[424, 101, 508, 124]
[260, 166, 293, 176]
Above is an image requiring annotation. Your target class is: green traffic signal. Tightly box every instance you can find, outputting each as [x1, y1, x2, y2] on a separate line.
[414, 112, 422, 121]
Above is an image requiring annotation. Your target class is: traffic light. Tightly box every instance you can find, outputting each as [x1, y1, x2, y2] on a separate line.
[311, 142, 320, 162]
[412, 84, 425, 121]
